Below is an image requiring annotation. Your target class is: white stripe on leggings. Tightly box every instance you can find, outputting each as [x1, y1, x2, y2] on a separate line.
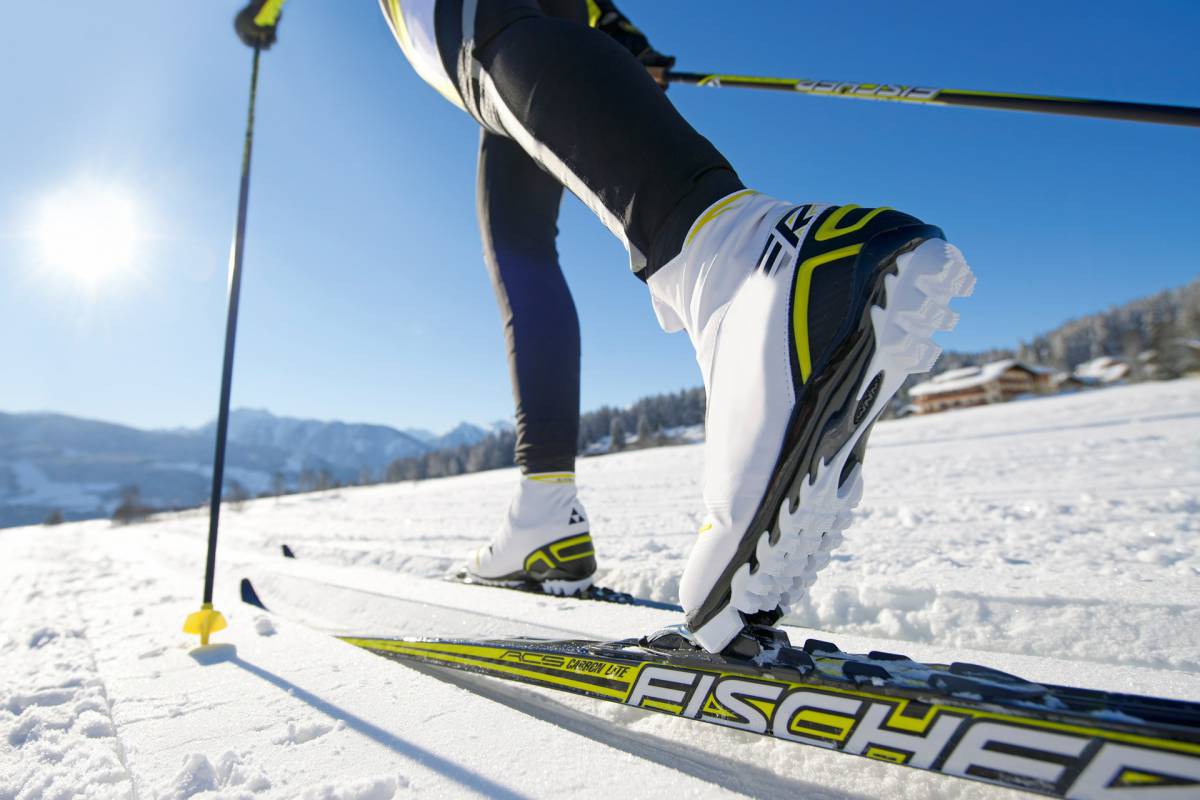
[479, 70, 633, 261]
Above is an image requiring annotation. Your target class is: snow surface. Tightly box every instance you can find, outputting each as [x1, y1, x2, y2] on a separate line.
[2, 379, 1198, 799]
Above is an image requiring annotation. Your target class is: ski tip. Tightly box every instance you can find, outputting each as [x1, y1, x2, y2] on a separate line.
[281, 544, 296, 559]
[240, 578, 268, 610]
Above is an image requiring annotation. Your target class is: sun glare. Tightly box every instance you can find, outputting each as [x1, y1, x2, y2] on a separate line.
[34, 184, 143, 289]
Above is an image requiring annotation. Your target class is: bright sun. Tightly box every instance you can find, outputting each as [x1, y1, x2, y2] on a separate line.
[34, 184, 142, 289]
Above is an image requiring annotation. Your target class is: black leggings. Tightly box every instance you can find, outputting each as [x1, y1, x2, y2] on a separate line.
[478, 130, 580, 473]
[459, 0, 742, 273]
[383, 0, 743, 472]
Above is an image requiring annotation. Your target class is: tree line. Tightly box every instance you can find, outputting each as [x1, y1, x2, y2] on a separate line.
[382, 387, 707, 483]
[1012, 277, 1199, 377]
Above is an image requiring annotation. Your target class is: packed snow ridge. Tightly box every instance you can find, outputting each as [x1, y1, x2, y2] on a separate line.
[2, 379, 1197, 799]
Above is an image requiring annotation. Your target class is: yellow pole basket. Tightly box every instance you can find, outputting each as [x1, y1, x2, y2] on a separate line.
[183, 603, 228, 646]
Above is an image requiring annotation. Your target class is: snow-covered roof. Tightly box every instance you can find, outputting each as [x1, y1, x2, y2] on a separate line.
[909, 359, 1043, 397]
[933, 365, 987, 383]
[1074, 356, 1130, 383]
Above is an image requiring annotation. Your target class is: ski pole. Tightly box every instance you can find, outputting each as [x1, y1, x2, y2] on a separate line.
[667, 71, 1200, 128]
[184, 46, 264, 647]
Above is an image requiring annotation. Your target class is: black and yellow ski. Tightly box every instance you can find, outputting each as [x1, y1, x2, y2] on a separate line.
[239, 577, 1200, 797]
[342, 627, 1200, 799]
[274, 542, 679, 610]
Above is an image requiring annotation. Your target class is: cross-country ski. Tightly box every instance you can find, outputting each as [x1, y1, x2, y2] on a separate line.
[238, 573, 1200, 799]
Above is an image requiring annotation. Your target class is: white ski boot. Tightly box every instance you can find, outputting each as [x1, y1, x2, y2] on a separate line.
[467, 472, 597, 595]
[648, 190, 974, 652]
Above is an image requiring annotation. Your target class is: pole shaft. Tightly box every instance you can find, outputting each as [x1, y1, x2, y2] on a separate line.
[203, 47, 262, 605]
[667, 71, 1200, 128]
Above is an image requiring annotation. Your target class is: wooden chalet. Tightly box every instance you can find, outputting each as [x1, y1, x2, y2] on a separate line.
[908, 359, 1056, 415]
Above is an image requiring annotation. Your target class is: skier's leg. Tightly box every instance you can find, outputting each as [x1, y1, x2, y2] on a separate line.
[477, 130, 579, 476]
[467, 130, 596, 593]
[379, 0, 744, 276]
[468, 2, 747, 276]
[380, 0, 975, 651]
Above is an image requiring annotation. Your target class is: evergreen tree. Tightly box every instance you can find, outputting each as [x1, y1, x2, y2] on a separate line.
[610, 417, 626, 452]
[317, 468, 333, 491]
[636, 414, 653, 448]
[112, 486, 153, 525]
[226, 480, 250, 511]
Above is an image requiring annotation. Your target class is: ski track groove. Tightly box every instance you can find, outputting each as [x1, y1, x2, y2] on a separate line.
[412, 662, 872, 800]
[0, 553, 141, 800]
[72, 585, 142, 800]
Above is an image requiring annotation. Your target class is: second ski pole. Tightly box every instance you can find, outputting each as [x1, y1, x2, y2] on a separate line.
[667, 70, 1200, 128]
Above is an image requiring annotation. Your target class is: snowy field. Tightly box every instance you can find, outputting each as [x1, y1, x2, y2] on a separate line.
[3, 379, 1198, 799]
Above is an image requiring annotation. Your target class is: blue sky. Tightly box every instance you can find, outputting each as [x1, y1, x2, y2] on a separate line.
[2, 1, 1197, 433]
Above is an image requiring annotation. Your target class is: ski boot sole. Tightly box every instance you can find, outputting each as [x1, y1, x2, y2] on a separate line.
[461, 573, 596, 597]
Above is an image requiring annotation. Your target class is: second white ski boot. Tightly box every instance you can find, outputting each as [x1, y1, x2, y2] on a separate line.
[467, 473, 597, 595]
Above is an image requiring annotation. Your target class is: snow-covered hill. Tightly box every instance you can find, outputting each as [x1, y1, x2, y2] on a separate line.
[0, 410, 497, 528]
[3, 380, 1198, 798]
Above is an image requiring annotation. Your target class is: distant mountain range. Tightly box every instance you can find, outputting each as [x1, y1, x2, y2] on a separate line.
[0, 409, 508, 529]
[401, 421, 510, 450]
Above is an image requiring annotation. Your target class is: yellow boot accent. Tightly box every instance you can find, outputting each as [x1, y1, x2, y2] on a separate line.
[793, 244, 864, 382]
[183, 603, 227, 646]
[813, 204, 893, 242]
[685, 189, 758, 246]
[525, 472, 576, 484]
